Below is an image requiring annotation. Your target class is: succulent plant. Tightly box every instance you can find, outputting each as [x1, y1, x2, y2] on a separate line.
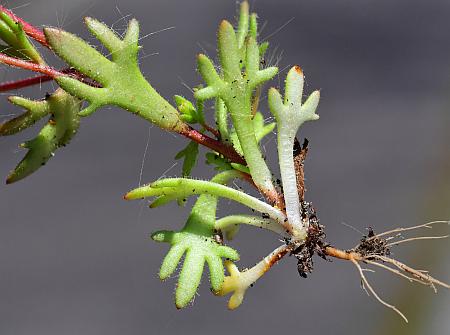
[0, 1, 448, 318]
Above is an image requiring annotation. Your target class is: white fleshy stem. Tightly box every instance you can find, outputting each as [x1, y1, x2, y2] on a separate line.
[268, 66, 320, 240]
[277, 126, 303, 234]
[217, 244, 290, 309]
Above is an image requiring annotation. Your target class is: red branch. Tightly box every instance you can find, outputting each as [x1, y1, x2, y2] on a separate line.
[179, 125, 284, 207]
[179, 125, 246, 166]
[0, 73, 53, 92]
[0, 53, 64, 77]
[0, 6, 49, 47]
[0, 68, 91, 92]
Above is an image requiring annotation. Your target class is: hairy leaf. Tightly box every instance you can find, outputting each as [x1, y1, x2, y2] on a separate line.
[0, 10, 43, 63]
[150, 172, 240, 308]
[1, 89, 81, 183]
[175, 141, 199, 177]
[194, 13, 277, 194]
[44, 18, 185, 133]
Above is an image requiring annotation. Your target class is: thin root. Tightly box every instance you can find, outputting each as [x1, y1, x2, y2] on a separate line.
[324, 221, 449, 323]
[374, 220, 449, 239]
[364, 259, 437, 293]
[386, 235, 449, 247]
[367, 255, 450, 290]
[351, 258, 408, 323]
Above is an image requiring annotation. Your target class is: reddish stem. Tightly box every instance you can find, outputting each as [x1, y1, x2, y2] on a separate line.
[0, 53, 64, 77]
[201, 123, 220, 138]
[0, 73, 53, 92]
[179, 125, 285, 208]
[0, 6, 49, 47]
[179, 125, 246, 166]
[0, 68, 94, 92]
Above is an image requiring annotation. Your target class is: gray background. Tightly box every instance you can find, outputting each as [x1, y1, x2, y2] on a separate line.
[0, 0, 449, 334]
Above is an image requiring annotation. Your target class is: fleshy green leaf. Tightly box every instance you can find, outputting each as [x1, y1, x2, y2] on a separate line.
[0, 96, 48, 136]
[229, 163, 250, 174]
[0, 11, 44, 64]
[205, 152, 232, 171]
[1, 89, 81, 183]
[175, 141, 199, 177]
[194, 16, 278, 195]
[215, 214, 287, 240]
[236, 1, 250, 51]
[230, 112, 275, 156]
[174, 95, 198, 124]
[153, 229, 239, 308]
[44, 18, 185, 133]
[215, 98, 229, 141]
[124, 171, 287, 225]
[150, 173, 240, 308]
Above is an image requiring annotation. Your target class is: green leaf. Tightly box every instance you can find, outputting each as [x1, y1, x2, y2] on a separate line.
[150, 172, 240, 308]
[236, 1, 250, 50]
[0, 96, 48, 136]
[215, 98, 229, 141]
[230, 111, 275, 156]
[175, 141, 199, 177]
[44, 18, 185, 133]
[153, 229, 239, 308]
[0, 11, 44, 64]
[230, 163, 250, 174]
[205, 152, 232, 171]
[124, 171, 287, 225]
[174, 95, 198, 124]
[1, 89, 81, 183]
[253, 112, 276, 141]
[194, 17, 278, 195]
[215, 214, 287, 240]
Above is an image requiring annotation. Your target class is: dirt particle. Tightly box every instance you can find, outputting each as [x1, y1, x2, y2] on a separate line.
[351, 228, 390, 258]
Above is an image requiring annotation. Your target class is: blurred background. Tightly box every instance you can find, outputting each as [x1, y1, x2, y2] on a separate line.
[0, 0, 449, 334]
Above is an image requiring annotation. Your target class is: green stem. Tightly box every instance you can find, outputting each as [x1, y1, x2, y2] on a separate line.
[183, 171, 242, 234]
[222, 86, 275, 196]
[126, 175, 287, 227]
[215, 98, 229, 141]
[215, 214, 287, 236]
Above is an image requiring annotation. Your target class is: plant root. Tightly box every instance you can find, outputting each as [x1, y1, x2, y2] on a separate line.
[350, 257, 409, 323]
[323, 221, 450, 322]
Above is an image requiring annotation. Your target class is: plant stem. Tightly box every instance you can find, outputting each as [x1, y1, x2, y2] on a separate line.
[277, 127, 304, 236]
[139, 177, 288, 226]
[0, 73, 53, 91]
[0, 68, 88, 92]
[224, 87, 276, 197]
[215, 214, 287, 236]
[215, 98, 229, 141]
[178, 125, 245, 165]
[219, 244, 291, 309]
[0, 53, 64, 76]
